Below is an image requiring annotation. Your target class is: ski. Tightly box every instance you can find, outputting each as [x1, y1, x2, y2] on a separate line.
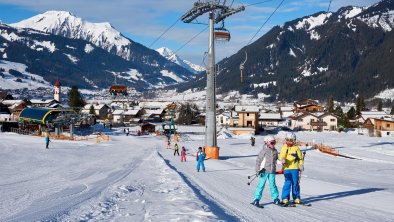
[294, 202, 312, 207]
[279, 202, 296, 207]
[250, 202, 264, 208]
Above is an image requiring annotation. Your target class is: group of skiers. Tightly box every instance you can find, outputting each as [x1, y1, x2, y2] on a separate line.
[167, 141, 206, 172]
[252, 132, 305, 207]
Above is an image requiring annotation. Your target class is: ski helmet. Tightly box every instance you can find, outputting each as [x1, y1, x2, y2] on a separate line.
[264, 135, 276, 144]
[285, 132, 296, 141]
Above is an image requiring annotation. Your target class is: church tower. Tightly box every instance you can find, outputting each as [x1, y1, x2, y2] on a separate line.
[54, 79, 61, 102]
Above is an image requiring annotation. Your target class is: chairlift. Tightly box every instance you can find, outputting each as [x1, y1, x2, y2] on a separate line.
[214, 27, 231, 42]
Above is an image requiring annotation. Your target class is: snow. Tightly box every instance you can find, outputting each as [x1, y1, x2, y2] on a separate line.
[317, 66, 328, 72]
[253, 81, 277, 89]
[357, 10, 394, 32]
[0, 31, 23, 42]
[64, 53, 78, 64]
[374, 88, 394, 100]
[289, 48, 296, 57]
[156, 47, 205, 74]
[1, 128, 394, 221]
[0, 60, 51, 89]
[295, 13, 331, 31]
[11, 11, 132, 60]
[31, 40, 56, 53]
[160, 70, 184, 83]
[309, 30, 320, 40]
[84, 44, 94, 53]
[340, 7, 363, 19]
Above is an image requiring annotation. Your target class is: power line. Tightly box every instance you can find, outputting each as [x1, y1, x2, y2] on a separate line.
[245, 0, 274, 7]
[246, 0, 285, 46]
[327, 0, 332, 12]
[169, 26, 208, 58]
[149, 17, 181, 48]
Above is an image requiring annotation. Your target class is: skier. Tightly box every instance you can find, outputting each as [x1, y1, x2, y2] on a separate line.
[45, 135, 51, 149]
[126, 128, 129, 136]
[252, 135, 280, 207]
[181, 146, 187, 162]
[196, 147, 206, 172]
[251, 136, 256, 146]
[166, 140, 171, 149]
[174, 143, 180, 156]
[279, 132, 304, 205]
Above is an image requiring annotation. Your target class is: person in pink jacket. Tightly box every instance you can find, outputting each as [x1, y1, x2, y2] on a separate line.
[181, 146, 187, 162]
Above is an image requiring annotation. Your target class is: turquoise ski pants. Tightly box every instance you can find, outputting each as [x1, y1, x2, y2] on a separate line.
[254, 173, 279, 201]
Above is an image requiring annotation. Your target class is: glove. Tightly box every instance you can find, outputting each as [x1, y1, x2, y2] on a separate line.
[299, 164, 304, 172]
[258, 169, 265, 176]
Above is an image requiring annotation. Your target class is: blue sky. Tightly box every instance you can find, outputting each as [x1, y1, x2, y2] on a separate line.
[0, 0, 381, 64]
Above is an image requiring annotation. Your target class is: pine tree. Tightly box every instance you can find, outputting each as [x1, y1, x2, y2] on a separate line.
[68, 86, 85, 110]
[327, 95, 334, 113]
[347, 106, 356, 120]
[89, 105, 95, 115]
[356, 96, 366, 115]
[391, 106, 394, 115]
[377, 100, 383, 111]
[334, 105, 343, 117]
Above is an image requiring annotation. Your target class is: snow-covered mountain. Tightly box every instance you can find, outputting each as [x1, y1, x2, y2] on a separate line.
[1, 11, 195, 91]
[179, 0, 394, 102]
[11, 11, 132, 60]
[156, 47, 205, 74]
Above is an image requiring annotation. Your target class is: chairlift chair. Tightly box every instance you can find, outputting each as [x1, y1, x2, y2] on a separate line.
[214, 27, 231, 42]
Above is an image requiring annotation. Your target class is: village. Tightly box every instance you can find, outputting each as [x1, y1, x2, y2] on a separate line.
[1, 79, 393, 141]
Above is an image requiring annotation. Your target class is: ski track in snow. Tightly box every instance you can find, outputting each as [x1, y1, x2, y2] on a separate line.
[1, 130, 394, 221]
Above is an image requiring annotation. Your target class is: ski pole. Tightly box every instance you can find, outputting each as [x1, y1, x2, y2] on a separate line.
[247, 174, 258, 185]
[247, 173, 257, 179]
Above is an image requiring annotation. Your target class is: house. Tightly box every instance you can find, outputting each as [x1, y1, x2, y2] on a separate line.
[373, 118, 394, 137]
[233, 105, 259, 134]
[30, 99, 59, 108]
[356, 111, 388, 124]
[216, 112, 232, 126]
[2, 99, 27, 120]
[279, 106, 294, 118]
[293, 99, 324, 112]
[314, 112, 339, 131]
[289, 111, 339, 131]
[141, 122, 156, 133]
[289, 112, 319, 131]
[258, 112, 282, 128]
[81, 103, 111, 120]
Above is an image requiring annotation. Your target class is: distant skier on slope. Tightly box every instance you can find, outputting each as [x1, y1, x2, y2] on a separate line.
[181, 146, 187, 162]
[45, 135, 51, 149]
[196, 147, 206, 172]
[279, 132, 304, 205]
[252, 135, 280, 207]
[174, 143, 180, 156]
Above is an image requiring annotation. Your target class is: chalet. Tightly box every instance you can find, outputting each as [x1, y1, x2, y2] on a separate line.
[216, 112, 232, 126]
[259, 112, 282, 128]
[373, 118, 394, 137]
[293, 99, 324, 112]
[30, 99, 59, 108]
[232, 105, 260, 134]
[2, 99, 27, 120]
[289, 112, 319, 131]
[289, 111, 339, 131]
[81, 103, 111, 120]
[279, 106, 294, 118]
[356, 111, 388, 124]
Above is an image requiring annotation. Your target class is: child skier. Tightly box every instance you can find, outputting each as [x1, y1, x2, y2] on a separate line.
[174, 143, 180, 156]
[196, 147, 206, 172]
[181, 146, 187, 162]
[166, 140, 170, 149]
[252, 135, 280, 207]
[279, 132, 304, 205]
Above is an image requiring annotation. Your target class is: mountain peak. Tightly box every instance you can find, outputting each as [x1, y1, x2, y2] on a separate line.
[10, 10, 132, 60]
[156, 47, 205, 74]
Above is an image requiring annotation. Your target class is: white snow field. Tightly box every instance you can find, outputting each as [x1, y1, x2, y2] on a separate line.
[1, 128, 394, 222]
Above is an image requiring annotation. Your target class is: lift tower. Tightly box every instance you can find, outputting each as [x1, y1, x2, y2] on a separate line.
[181, 1, 244, 159]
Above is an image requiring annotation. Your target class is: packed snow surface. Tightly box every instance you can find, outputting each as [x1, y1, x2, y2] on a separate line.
[1, 128, 394, 221]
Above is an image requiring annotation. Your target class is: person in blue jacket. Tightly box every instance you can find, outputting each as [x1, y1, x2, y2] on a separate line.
[196, 147, 206, 172]
[45, 135, 51, 149]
